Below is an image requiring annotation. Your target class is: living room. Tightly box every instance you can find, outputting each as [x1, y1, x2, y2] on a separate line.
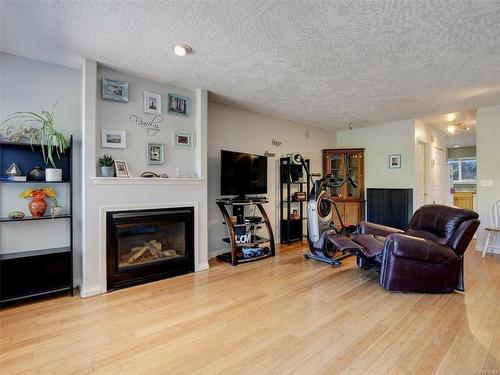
[1, 1, 499, 374]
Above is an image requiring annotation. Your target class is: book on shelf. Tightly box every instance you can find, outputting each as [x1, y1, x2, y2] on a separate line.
[0, 175, 27, 181]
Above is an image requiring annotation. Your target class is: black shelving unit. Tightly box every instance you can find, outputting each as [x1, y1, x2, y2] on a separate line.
[0, 137, 73, 306]
[279, 157, 310, 244]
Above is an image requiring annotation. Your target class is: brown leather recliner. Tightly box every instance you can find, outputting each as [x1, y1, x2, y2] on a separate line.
[350, 204, 480, 293]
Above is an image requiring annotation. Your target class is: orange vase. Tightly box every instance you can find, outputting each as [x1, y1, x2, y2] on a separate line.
[28, 191, 47, 217]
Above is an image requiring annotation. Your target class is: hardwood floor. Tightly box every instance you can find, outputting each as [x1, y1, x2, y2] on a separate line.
[1, 241, 499, 374]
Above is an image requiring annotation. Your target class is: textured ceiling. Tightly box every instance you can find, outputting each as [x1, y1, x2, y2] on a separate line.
[1, 0, 500, 130]
[419, 110, 476, 147]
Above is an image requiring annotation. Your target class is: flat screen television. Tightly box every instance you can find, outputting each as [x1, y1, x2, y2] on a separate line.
[220, 150, 267, 197]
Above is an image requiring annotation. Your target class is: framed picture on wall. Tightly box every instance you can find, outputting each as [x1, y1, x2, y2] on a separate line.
[167, 93, 189, 116]
[102, 129, 126, 148]
[173, 130, 194, 149]
[143, 91, 162, 115]
[146, 143, 165, 165]
[389, 154, 401, 169]
[101, 78, 129, 102]
[114, 160, 130, 177]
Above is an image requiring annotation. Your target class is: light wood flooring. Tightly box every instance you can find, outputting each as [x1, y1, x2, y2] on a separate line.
[1, 241, 499, 374]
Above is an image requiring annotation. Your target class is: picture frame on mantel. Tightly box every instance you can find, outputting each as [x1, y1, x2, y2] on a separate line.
[144, 91, 162, 115]
[114, 160, 130, 177]
[102, 129, 126, 149]
[167, 93, 189, 116]
[389, 154, 401, 169]
[101, 78, 129, 103]
[173, 130, 194, 149]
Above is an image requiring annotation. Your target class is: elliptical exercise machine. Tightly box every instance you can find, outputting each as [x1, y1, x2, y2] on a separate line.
[289, 153, 358, 266]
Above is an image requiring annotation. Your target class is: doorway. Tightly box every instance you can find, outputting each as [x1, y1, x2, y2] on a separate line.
[417, 140, 428, 207]
[431, 146, 445, 204]
[417, 110, 477, 211]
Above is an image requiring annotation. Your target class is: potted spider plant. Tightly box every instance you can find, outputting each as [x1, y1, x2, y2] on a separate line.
[1, 105, 68, 181]
[98, 154, 115, 177]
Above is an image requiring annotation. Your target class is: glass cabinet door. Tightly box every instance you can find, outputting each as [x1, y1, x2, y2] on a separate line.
[346, 152, 362, 199]
[328, 153, 342, 197]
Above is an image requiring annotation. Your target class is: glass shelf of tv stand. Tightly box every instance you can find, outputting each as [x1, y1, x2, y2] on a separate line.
[222, 235, 270, 247]
[222, 221, 264, 227]
[216, 197, 269, 205]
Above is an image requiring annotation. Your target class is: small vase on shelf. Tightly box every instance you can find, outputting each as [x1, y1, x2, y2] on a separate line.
[100, 166, 114, 177]
[28, 191, 47, 217]
[28, 166, 45, 181]
[45, 168, 62, 182]
[50, 205, 62, 217]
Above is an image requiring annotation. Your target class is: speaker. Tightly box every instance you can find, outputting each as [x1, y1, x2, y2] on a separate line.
[290, 153, 303, 165]
[281, 164, 303, 183]
[232, 205, 244, 224]
[280, 219, 302, 243]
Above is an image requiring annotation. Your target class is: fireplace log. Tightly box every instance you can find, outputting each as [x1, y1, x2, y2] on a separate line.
[128, 240, 164, 263]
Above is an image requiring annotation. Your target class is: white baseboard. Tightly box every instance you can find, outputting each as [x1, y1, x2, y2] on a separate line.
[80, 285, 103, 298]
[197, 261, 210, 271]
[475, 246, 500, 255]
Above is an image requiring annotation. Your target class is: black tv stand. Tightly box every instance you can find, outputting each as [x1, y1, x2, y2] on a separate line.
[216, 198, 275, 266]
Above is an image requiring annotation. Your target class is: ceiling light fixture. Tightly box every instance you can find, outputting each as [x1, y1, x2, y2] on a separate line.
[174, 44, 192, 56]
[447, 125, 456, 134]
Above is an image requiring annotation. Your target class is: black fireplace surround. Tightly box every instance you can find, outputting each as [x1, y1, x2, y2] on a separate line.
[106, 207, 194, 291]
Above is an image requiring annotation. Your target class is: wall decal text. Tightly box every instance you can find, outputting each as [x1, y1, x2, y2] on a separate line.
[129, 114, 164, 136]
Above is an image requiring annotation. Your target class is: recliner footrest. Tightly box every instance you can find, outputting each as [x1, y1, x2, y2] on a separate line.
[328, 235, 365, 253]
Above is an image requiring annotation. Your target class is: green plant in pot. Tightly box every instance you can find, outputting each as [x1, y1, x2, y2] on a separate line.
[2, 104, 68, 181]
[98, 154, 115, 177]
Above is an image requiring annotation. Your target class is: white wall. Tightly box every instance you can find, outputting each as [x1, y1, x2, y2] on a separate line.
[0, 52, 82, 284]
[207, 103, 336, 257]
[96, 66, 197, 177]
[336, 120, 416, 189]
[476, 105, 500, 253]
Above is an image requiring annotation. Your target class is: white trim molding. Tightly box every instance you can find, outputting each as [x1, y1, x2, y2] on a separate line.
[80, 285, 102, 298]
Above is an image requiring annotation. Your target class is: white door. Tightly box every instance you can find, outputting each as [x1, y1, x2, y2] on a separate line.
[417, 141, 428, 208]
[431, 147, 445, 204]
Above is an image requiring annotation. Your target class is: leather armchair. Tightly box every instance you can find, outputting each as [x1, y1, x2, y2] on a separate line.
[352, 204, 480, 293]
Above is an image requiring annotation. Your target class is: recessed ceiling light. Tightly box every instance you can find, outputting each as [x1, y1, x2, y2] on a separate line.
[453, 145, 460, 148]
[174, 44, 192, 56]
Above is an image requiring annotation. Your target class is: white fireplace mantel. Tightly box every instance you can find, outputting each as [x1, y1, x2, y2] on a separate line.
[91, 177, 204, 185]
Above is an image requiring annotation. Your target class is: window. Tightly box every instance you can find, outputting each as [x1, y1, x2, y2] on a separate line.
[447, 157, 477, 182]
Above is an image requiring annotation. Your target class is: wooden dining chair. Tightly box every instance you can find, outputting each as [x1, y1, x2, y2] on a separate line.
[483, 199, 500, 257]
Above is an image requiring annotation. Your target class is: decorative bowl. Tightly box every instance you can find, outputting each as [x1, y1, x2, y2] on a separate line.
[8, 211, 25, 219]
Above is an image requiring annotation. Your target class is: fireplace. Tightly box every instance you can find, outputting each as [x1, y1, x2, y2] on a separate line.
[106, 207, 194, 291]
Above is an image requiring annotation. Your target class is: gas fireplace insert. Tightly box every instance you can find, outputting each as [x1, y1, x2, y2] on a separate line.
[106, 207, 194, 291]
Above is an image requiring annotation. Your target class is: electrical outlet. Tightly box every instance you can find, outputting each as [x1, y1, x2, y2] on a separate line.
[480, 179, 494, 187]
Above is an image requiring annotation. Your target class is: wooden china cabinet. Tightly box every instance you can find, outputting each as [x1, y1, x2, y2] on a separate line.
[322, 148, 365, 230]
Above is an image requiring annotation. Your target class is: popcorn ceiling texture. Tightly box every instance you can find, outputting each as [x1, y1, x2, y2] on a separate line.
[1, 0, 500, 130]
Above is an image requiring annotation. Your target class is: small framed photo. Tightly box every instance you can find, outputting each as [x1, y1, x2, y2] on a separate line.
[167, 93, 189, 116]
[173, 130, 194, 149]
[102, 129, 126, 149]
[146, 143, 164, 165]
[101, 78, 129, 102]
[114, 160, 130, 177]
[144, 91, 161, 115]
[389, 154, 401, 169]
